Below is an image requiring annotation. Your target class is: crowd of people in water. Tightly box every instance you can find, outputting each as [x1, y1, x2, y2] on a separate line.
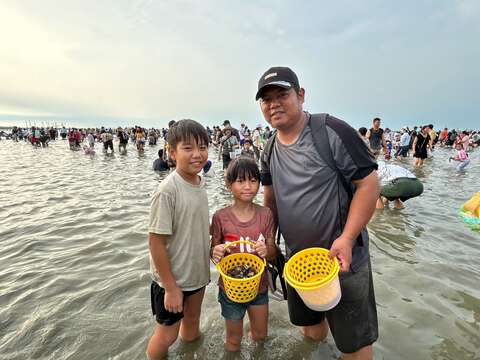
[2, 118, 477, 212]
[2, 118, 478, 168]
[2, 117, 477, 215]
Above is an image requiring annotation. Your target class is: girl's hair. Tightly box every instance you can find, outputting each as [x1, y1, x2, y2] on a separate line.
[226, 157, 260, 186]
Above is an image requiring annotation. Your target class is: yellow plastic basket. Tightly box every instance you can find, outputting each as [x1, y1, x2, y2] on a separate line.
[284, 247, 341, 311]
[216, 240, 266, 303]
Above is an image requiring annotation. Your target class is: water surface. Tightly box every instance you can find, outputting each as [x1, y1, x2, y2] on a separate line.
[0, 140, 479, 359]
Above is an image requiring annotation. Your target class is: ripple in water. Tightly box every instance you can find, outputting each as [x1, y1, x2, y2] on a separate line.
[0, 140, 479, 359]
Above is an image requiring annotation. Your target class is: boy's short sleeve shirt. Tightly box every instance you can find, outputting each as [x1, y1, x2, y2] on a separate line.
[148, 171, 210, 290]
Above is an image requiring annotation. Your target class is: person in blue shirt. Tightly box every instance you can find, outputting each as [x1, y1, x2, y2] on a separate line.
[395, 128, 411, 160]
[153, 149, 169, 172]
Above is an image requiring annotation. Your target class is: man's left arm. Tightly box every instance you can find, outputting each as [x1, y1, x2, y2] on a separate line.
[329, 171, 379, 272]
[324, 117, 380, 272]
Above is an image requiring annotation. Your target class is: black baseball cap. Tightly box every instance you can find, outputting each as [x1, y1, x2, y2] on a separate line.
[255, 66, 300, 100]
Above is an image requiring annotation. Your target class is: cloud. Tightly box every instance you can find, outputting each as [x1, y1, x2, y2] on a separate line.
[0, 1, 479, 129]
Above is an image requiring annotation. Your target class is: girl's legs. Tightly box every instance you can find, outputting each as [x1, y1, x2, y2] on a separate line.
[247, 304, 268, 342]
[375, 197, 384, 209]
[225, 319, 243, 351]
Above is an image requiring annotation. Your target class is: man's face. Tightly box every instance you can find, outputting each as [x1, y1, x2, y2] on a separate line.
[259, 87, 304, 130]
[373, 120, 381, 129]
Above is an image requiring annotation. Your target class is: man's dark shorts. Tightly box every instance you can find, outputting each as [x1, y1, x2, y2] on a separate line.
[150, 281, 204, 326]
[286, 261, 378, 354]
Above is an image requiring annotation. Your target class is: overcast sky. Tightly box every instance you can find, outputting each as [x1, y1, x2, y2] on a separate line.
[0, 0, 478, 129]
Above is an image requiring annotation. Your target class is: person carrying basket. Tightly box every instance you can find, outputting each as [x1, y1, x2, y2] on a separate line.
[257, 66, 380, 359]
[211, 156, 277, 352]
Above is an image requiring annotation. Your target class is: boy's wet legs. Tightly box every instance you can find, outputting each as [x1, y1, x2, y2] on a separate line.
[147, 288, 205, 360]
[147, 321, 181, 360]
[180, 287, 205, 342]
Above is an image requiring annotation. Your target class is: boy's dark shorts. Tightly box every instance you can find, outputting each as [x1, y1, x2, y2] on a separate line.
[150, 281, 205, 326]
[286, 261, 378, 354]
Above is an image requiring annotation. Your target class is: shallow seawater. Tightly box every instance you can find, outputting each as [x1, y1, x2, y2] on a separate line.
[0, 139, 479, 360]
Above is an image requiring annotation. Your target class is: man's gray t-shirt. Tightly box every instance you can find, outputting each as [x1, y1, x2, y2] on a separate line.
[261, 114, 377, 271]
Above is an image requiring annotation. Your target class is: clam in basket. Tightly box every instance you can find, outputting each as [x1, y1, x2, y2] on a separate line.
[216, 240, 266, 303]
[284, 247, 341, 311]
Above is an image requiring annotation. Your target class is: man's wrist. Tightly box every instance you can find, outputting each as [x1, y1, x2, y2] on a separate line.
[338, 233, 356, 247]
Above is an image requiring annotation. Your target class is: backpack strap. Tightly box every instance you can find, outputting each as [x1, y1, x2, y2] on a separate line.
[308, 113, 353, 200]
[262, 113, 353, 199]
[262, 130, 276, 168]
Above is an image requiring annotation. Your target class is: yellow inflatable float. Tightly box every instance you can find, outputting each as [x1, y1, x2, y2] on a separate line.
[459, 192, 480, 229]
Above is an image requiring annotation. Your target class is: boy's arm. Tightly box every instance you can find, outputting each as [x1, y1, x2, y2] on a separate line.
[149, 232, 183, 313]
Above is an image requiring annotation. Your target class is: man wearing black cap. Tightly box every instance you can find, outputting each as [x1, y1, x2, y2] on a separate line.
[258, 67, 379, 359]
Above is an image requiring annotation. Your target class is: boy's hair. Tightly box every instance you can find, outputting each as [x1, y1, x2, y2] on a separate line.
[358, 127, 367, 136]
[226, 157, 260, 186]
[244, 139, 252, 145]
[158, 149, 164, 158]
[167, 119, 209, 149]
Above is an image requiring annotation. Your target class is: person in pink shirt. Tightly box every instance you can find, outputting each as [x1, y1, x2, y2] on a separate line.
[450, 143, 470, 172]
[460, 131, 470, 151]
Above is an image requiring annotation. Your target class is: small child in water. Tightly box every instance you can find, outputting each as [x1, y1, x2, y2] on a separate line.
[211, 156, 276, 352]
[450, 143, 470, 172]
[83, 145, 95, 155]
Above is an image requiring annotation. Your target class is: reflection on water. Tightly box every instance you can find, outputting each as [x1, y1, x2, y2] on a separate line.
[0, 140, 479, 359]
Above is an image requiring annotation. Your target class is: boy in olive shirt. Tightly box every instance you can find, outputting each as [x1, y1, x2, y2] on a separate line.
[146, 120, 210, 360]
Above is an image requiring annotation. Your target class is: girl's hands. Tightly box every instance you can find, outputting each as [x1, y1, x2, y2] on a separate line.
[254, 241, 267, 258]
[212, 244, 226, 263]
